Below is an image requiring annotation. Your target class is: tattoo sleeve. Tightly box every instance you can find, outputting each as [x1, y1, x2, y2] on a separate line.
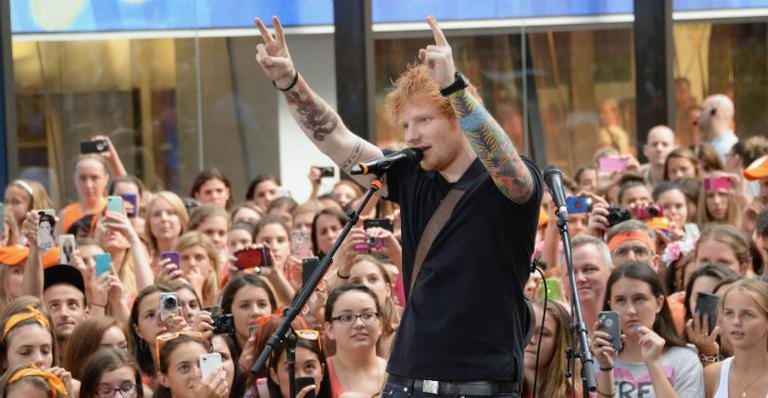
[449, 89, 534, 203]
[340, 138, 365, 173]
[283, 77, 340, 142]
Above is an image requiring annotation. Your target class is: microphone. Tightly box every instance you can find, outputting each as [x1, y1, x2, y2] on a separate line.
[543, 166, 568, 222]
[350, 148, 423, 176]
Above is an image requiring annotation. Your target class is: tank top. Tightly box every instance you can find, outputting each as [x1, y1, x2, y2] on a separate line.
[326, 357, 343, 398]
[713, 357, 732, 398]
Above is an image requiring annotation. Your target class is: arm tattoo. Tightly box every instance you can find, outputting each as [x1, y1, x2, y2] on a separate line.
[340, 139, 365, 173]
[283, 78, 339, 142]
[450, 90, 534, 203]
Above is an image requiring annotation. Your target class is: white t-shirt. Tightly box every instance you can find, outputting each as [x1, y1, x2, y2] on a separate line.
[610, 346, 704, 398]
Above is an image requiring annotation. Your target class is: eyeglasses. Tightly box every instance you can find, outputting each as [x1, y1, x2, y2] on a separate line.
[97, 382, 138, 398]
[154, 330, 204, 364]
[330, 311, 379, 325]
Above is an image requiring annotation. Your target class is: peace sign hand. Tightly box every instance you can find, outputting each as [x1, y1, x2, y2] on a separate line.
[254, 16, 296, 87]
[418, 16, 456, 88]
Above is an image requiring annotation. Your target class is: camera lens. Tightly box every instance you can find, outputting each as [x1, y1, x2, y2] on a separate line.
[163, 296, 177, 309]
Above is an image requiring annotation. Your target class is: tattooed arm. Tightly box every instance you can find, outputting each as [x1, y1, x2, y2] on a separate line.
[449, 89, 534, 203]
[253, 16, 383, 189]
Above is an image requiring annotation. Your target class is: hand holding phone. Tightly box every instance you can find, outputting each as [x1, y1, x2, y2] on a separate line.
[80, 139, 109, 154]
[599, 156, 628, 173]
[95, 253, 112, 277]
[107, 196, 124, 214]
[121, 193, 138, 218]
[36, 209, 56, 250]
[58, 234, 77, 264]
[234, 247, 272, 269]
[199, 353, 223, 380]
[703, 176, 732, 192]
[160, 251, 180, 269]
[696, 292, 719, 335]
[598, 311, 622, 352]
[295, 376, 316, 398]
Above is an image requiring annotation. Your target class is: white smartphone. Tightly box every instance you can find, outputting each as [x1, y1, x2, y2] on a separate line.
[199, 352, 222, 379]
[58, 234, 76, 264]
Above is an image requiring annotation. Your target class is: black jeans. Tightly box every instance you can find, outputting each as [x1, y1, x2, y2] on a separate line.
[381, 381, 521, 398]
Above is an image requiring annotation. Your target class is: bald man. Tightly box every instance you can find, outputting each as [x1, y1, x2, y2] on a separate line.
[642, 125, 676, 186]
[697, 94, 738, 163]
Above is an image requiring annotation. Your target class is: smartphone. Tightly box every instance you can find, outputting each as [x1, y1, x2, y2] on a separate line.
[199, 352, 223, 380]
[106, 196, 124, 214]
[234, 247, 272, 269]
[703, 176, 732, 191]
[318, 166, 335, 178]
[159, 292, 180, 321]
[538, 278, 561, 300]
[598, 156, 628, 173]
[80, 139, 108, 154]
[58, 234, 76, 264]
[696, 292, 720, 335]
[295, 376, 316, 398]
[211, 314, 235, 334]
[363, 218, 394, 232]
[566, 196, 592, 214]
[301, 257, 320, 288]
[121, 193, 138, 218]
[160, 251, 180, 269]
[291, 230, 312, 258]
[94, 253, 112, 277]
[36, 209, 56, 250]
[598, 311, 622, 352]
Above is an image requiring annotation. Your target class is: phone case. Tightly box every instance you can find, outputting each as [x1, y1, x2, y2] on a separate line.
[121, 193, 138, 217]
[199, 353, 222, 379]
[696, 292, 720, 334]
[295, 376, 316, 398]
[160, 252, 180, 268]
[598, 157, 628, 173]
[95, 253, 112, 277]
[703, 176, 732, 191]
[598, 311, 622, 352]
[302, 257, 320, 287]
[36, 209, 56, 250]
[58, 234, 77, 264]
[106, 196, 124, 213]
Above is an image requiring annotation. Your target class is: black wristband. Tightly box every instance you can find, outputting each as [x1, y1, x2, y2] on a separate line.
[599, 365, 614, 371]
[336, 269, 351, 280]
[272, 71, 299, 92]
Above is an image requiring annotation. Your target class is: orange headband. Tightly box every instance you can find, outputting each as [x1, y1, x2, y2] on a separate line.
[8, 365, 67, 398]
[607, 231, 656, 253]
[2, 306, 51, 339]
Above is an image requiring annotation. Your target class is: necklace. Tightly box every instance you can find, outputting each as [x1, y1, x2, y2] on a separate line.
[731, 361, 768, 398]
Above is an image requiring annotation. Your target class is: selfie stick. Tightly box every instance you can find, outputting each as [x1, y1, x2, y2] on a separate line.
[251, 178, 384, 389]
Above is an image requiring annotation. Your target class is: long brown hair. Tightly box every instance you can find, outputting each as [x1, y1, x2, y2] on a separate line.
[525, 299, 574, 398]
[79, 348, 144, 398]
[64, 317, 124, 379]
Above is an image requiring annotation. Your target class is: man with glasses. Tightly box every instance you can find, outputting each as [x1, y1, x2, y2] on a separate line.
[697, 94, 739, 164]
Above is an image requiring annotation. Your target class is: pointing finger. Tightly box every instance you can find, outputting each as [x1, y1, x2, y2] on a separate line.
[254, 17, 274, 43]
[427, 15, 448, 47]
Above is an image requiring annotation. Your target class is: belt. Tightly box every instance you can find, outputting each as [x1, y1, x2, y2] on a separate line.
[386, 374, 521, 396]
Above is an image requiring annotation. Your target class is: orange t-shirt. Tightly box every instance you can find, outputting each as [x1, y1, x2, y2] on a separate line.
[60, 198, 107, 233]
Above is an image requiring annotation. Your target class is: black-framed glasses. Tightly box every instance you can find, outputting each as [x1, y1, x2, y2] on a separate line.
[97, 382, 138, 398]
[330, 311, 379, 325]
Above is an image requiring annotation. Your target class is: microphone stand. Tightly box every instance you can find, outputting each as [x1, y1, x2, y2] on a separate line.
[251, 176, 384, 397]
[556, 209, 597, 396]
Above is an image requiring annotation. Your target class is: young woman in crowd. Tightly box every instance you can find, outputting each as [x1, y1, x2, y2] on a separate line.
[173, 232, 221, 307]
[3, 179, 53, 230]
[691, 143, 724, 175]
[324, 284, 387, 398]
[108, 175, 148, 236]
[664, 147, 699, 181]
[211, 333, 245, 398]
[190, 169, 233, 210]
[0, 246, 26, 311]
[249, 314, 331, 398]
[245, 175, 281, 211]
[0, 303, 57, 373]
[698, 173, 743, 227]
[523, 299, 575, 398]
[60, 155, 110, 234]
[292, 200, 323, 238]
[128, 285, 175, 382]
[1, 210, 19, 247]
[227, 222, 255, 257]
[79, 348, 144, 398]
[682, 264, 740, 365]
[165, 280, 206, 328]
[219, 274, 277, 361]
[154, 332, 229, 398]
[253, 215, 298, 304]
[330, 180, 362, 210]
[0, 364, 68, 398]
[346, 255, 400, 358]
[145, 191, 188, 263]
[574, 166, 597, 193]
[267, 197, 298, 227]
[230, 202, 263, 226]
[188, 205, 230, 271]
[694, 224, 754, 277]
[676, 177, 701, 223]
[312, 208, 347, 259]
[704, 279, 768, 398]
[652, 181, 700, 243]
[593, 262, 703, 397]
[94, 206, 153, 297]
[64, 317, 128, 379]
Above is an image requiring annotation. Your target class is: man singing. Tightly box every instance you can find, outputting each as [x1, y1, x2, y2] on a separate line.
[254, 15, 541, 397]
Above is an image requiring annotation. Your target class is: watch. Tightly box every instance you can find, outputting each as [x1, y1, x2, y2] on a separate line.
[440, 71, 469, 97]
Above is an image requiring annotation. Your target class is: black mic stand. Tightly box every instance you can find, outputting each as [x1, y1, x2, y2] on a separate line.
[251, 176, 384, 397]
[556, 209, 597, 396]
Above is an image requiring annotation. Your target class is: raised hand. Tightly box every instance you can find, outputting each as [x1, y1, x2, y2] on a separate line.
[637, 326, 665, 362]
[418, 16, 456, 88]
[254, 16, 296, 87]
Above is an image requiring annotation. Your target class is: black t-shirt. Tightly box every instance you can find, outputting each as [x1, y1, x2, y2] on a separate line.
[384, 156, 542, 381]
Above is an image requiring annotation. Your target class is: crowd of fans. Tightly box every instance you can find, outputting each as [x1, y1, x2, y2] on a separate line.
[1, 87, 768, 398]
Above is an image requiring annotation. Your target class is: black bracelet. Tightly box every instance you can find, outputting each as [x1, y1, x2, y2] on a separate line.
[336, 269, 351, 280]
[272, 71, 299, 92]
[599, 365, 614, 371]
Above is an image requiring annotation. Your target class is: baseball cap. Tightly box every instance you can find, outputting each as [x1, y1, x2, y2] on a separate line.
[44, 264, 86, 297]
[744, 155, 768, 181]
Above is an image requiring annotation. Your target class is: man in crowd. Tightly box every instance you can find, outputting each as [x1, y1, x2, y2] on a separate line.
[253, 15, 541, 396]
[560, 235, 613, 333]
[697, 94, 739, 163]
[642, 125, 676, 187]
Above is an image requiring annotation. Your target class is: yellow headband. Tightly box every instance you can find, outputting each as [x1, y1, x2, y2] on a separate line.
[2, 306, 51, 340]
[8, 365, 68, 398]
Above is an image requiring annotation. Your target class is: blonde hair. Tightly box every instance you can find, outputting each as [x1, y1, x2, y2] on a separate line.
[697, 177, 743, 227]
[8, 179, 53, 213]
[144, 191, 189, 254]
[174, 232, 220, 305]
[721, 278, 768, 349]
